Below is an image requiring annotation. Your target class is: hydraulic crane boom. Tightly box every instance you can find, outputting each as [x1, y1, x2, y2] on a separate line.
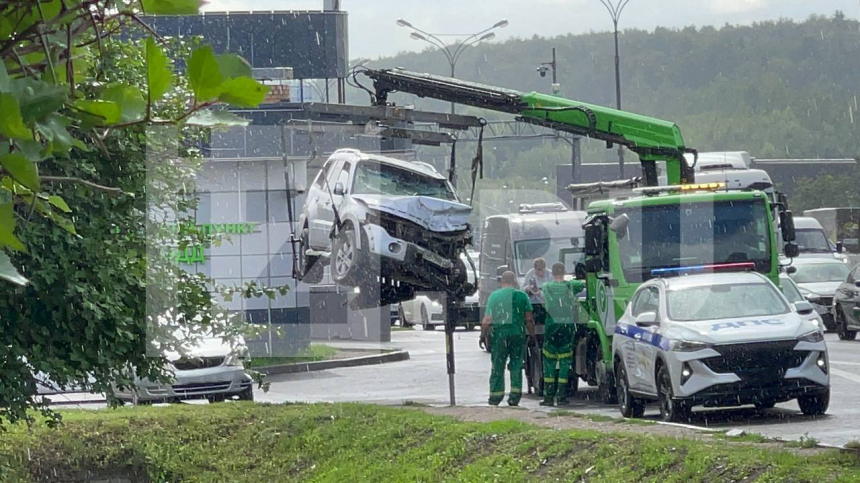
[363, 68, 697, 186]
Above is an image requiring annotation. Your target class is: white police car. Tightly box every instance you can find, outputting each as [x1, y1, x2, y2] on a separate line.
[612, 270, 830, 422]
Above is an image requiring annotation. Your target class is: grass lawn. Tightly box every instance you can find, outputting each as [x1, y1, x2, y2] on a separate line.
[1, 403, 859, 482]
[245, 344, 339, 368]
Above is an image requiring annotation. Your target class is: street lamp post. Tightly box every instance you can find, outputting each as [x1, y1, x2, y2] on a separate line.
[598, 0, 632, 178]
[397, 18, 509, 114]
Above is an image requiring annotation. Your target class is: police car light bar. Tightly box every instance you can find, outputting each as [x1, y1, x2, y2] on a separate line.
[651, 262, 756, 277]
[635, 182, 726, 196]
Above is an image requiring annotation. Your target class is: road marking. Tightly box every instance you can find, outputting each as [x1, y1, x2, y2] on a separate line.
[831, 368, 860, 384]
[830, 360, 860, 366]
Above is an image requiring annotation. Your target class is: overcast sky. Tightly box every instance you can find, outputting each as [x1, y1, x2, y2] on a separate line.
[203, 0, 860, 59]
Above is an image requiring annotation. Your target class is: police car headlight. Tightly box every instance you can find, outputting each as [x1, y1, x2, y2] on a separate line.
[670, 340, 713, 352]
[797, 330, 824, 343]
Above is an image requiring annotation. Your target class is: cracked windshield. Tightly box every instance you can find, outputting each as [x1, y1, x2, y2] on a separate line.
[2, 0, 860, 481]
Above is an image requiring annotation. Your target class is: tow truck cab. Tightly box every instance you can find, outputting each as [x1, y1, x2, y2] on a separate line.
[576, 184, 798, 402]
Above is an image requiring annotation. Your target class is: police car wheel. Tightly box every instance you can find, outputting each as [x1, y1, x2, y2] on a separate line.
[657, 365, 690, 422]
[615, 363, 645, 418]
[797, 388, 829, 416]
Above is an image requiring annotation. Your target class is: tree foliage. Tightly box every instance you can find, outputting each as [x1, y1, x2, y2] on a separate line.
[0, 1, 273, 424]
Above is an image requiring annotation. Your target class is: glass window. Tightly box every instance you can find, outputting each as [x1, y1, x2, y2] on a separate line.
[352, 161, 456, 201]
[779, 276, 804, 303]
[667, 283, 789, 322]
[795, 228, 832, 253]
[631, 287, 660, 317]
[313, 159, 335, 188]
[514, 238, 583, 276]
[335, 162, 351, 192]
[617, 199, 772, 282]
[790, 262, 850, 284]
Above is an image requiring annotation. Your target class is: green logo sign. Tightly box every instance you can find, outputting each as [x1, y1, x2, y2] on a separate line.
[169, 223, 259, 265]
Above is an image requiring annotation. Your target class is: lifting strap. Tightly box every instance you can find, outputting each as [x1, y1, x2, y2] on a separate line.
[468, 120, 486, 206]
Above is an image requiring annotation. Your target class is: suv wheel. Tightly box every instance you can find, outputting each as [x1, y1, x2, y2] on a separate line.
[616, 363, 645, 418]
[299, 228, 324, 284]
[836, 307, 857, 341]
[798, 388, 829, 416]
[236, 386, 254, 402]
[332, 226, 363, 285]
[657, 365, 690, 422]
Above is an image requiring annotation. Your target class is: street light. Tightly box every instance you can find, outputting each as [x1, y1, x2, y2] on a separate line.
[397, 18, 508, 113]
[598, 0, 632, 178]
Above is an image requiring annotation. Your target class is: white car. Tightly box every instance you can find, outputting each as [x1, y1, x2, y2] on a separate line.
[114, 332, 253, 404]
[399, 251, 481, 330]
[612, 272, 829, 422]
[780, 273, 825, 329]
[787, 258, 852, 331]
[297, 149, 474, 307]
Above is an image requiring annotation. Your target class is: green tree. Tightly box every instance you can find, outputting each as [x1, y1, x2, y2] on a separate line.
[0, 1, 273, 424]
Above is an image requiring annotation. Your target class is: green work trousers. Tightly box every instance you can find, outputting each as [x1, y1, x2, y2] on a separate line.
[542, 325, 575, 399]
[489, 332, 525, 405]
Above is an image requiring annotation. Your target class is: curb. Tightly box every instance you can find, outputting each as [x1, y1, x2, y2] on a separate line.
[256, 349, 410, 375]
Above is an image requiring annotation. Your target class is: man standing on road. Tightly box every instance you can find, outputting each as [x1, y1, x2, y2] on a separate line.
[540, 262, 585, 406]
[481, 270, 536, 406]
[523, 258, 551, 305]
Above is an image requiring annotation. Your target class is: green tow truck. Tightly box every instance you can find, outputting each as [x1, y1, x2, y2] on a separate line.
[362, 69, 800, 401]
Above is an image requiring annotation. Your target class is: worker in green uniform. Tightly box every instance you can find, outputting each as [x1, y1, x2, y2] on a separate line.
[481, 270, 536, 406]
[540, 262, 586, 406]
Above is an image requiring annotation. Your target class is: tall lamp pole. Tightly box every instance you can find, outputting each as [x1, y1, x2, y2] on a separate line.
[598, 0, 632, 178]
[397, 18, 509, 114]
[536, 47, 560, 95]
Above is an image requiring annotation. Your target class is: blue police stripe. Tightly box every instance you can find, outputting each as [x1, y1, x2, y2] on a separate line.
[614, 324, 670, 351]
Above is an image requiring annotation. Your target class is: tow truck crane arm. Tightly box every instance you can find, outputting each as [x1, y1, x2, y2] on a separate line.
[364, 68, 697, 186]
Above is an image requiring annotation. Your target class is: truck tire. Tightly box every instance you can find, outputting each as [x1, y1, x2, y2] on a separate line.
[597, 363, 618, 405]
[836, 307, 857, 341]
[657, 365, 690, 422]
[332, 225, 363, 286]
[797, 388, 829, 416]
[615, 363, 645, 418]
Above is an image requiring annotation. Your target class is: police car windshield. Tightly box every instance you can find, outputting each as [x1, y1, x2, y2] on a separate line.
[667, 283, 789, 322]
[790, 262, 850, 284]
[617, 199, 771, 282]
[795, 228, 832, 253]
[352, 162, 456, 201]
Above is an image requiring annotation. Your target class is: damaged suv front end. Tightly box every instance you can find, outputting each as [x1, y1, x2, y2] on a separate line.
[299, 150, 475, 306]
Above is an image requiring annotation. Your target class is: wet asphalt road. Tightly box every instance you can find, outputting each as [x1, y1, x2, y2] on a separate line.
[260, 329, 860, 447]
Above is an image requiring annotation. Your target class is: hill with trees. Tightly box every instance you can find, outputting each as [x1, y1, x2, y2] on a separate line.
[362, 13, 859, 210]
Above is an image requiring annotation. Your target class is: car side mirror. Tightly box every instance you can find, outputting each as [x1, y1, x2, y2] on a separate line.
[634, 312, 658, 327]
[785, 265, 797, 275]
[333, 182, 345, 196]
[804, 293, 820, 303]
[609, 214, 630, 239]
[836, 241, 844, 253]
[784, 242, 799, 259]
[780, 210, 796, 242]
[794, 301, 814, 315]
[584, 258, 602, 273]
[574, 262, 587, 280]
[854, 280, 860, 288]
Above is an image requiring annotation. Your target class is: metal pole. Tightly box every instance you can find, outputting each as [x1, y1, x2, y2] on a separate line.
[444, 295, 456, 405]
[450, 61, 456, 115]
[571, 137, 581, 210]
[551, 47, 558, 90]
[613, 22, 625, 178]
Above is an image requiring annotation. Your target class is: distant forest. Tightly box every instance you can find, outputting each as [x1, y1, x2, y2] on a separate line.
[359, 13, 859, 211]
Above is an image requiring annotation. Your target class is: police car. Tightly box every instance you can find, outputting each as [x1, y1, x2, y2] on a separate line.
[611, 269, 830, 422]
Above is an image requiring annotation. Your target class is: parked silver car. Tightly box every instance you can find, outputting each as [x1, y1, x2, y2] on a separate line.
[115, 333, 253, 404]
[297, 149, 474, 306]
[787, 258, 851, 331]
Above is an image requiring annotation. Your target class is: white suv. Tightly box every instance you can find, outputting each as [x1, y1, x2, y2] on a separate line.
[297, 149, 475, 306]
[612, 271, 829, 422]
